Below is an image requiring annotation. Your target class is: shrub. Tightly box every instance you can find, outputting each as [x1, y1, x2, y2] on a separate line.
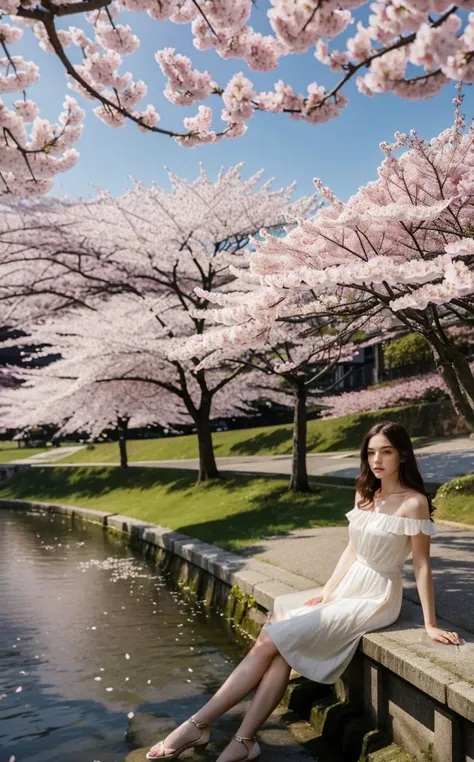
[383, 333, 432, 368]
[436, 474, 474, 499]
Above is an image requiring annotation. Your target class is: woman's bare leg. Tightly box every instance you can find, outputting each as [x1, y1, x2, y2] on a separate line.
[216, 652, 291, 762]
[193, 631, 280, 724]
[147, 629, 279, 758]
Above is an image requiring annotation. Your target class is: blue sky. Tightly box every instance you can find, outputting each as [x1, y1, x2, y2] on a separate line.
[14, 9, 470, 202]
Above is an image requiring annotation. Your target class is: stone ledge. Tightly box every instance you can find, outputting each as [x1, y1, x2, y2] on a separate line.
[361, 635, 451, 704]
[447, 680, 474, 723]
[0, 498, 113, 523]
[232, 569, 272, 597]
[2, 497, 472, 725]
[242, 557, 324, 591]
[253, 579, 299, 611]
[359, 599, 474, 716]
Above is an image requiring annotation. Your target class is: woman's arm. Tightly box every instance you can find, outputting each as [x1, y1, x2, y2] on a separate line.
[319, 490, 361, 600]
[407, 496, 460, 645]
[411, 533, 437, 629]
[303, 539, 357, 605]
[323, 539, 357, 598]
[305, 490, 364, 606]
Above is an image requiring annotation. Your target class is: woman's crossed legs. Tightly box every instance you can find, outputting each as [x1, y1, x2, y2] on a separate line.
[147, 626, 291, 760]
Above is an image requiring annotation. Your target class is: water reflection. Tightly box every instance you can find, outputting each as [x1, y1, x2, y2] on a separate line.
[0, 509, 249, 762]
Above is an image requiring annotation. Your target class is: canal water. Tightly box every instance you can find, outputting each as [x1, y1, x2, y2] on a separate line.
[0, 508, 250, 762]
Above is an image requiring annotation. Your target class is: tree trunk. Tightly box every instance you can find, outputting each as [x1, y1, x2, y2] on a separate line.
[429, 337, 474, 433]
[195, 402, 219, 482]
[290, 379, 311, 493]
[117, 416, 129, 468]
[448, 345, 474, 412]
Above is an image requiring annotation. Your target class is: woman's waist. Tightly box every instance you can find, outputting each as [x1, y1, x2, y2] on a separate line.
[355, 553, 403, 575]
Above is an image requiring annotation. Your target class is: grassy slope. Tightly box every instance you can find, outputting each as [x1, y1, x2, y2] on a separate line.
[0, 444, 50, 463]
[0, 466, 350, 551]
[57, 405, 431, 465]
[434, 474, 474, 526]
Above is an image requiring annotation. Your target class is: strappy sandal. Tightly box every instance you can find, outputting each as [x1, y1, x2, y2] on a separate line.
[146, 715, 210, 760]
[224, 734, 261, 761]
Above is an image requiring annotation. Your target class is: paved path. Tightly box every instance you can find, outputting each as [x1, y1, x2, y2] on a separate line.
[12, 435, 474, 484]
[56, 435, 472, 485]
[10, 445, 86, 464]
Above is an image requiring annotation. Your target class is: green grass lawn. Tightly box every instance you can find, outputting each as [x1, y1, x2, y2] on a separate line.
[434, 475, 474, 526]
[57, 404, 434, 465]
[0, 443, 50, 463]
[0, 466, 351, 551]
[0, 465, 471, 554]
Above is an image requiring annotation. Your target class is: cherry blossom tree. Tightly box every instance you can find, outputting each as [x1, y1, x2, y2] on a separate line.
[0, 164, 315, 318]
[173, 313, 362, 490]
[174, 93, 474, 431]
[0, 165, 314, 480]
[1, 0, 474, 196]
[0, 294, 189, 466]
[0, 290, 267, 477]
[0, 199, 100, 327]
[317, 368, 449, 418]
[0, 368, 180, 467]
[244, 332, 357, 492]
[0, 166, 315, 479]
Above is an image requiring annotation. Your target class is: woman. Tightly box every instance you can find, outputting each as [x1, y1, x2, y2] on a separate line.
[146, 421, 461, 761]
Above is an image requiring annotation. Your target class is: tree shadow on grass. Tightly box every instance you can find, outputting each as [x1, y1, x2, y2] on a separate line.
[228, 427, 293, 456]
[177, 484, 349, 551]
[224, 411, 402, 458]
[0, 468, 350, 551]
[0, 466, 301, 504]
[0, 466, 198, 502]
[306, 415, 372, 453]
[224, 415, 368, 457]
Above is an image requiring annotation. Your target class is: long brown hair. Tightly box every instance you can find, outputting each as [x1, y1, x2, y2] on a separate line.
[355, 421, 436, 521]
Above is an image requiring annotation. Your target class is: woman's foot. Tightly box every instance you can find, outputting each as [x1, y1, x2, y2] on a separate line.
[147, 716, 209, 759]
[216, 736, 258, 762]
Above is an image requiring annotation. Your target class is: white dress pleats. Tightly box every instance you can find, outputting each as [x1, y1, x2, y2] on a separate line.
[263, 507, 436, 684]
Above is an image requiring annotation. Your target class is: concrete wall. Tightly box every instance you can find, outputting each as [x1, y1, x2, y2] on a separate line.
[0, 463, 28, 482]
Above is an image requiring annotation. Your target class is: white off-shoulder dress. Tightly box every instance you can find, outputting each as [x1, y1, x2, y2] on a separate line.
[263, 504, 437, 684]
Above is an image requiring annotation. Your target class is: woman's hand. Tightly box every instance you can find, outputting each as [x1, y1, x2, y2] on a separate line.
[426, 625, 460, 644]
[304, 592, 330, 606]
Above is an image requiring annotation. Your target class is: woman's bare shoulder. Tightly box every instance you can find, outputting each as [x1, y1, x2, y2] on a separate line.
[399, 491, 430, 520]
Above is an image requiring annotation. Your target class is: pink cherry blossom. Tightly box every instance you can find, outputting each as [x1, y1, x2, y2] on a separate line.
[13, 99, 39, 122]
[177, 105, 217, 146]
[95, 24, 140, 55]
[0, 23, 22, 44]
[172, 98, 474, 432]
[222, 72, 256, 125]
[316, 370, 460, 419]
[1, 0, 473, 193]
[0, 164, 315, 480]
[156, 48, 213, 106]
